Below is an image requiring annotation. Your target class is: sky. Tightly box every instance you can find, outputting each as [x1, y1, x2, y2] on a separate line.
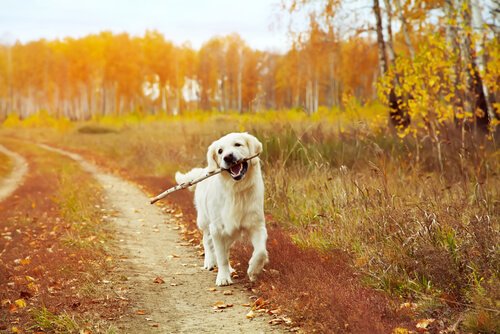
[0, 0, 290, 51]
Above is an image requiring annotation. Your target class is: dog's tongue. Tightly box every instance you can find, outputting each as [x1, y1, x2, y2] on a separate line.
[230, 163, 242, 175]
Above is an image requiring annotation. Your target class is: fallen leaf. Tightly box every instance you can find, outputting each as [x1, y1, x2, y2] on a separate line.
[212, 301, 233, 309]
[399, 302, 418, 311]
[223, 290, 233, 295]
[136, 310, 147, 315]
[269, 318, 284, 325]
[151, 324, 159, 328]
[14, 257, 31, 266]
[207, 288, 217, 292]
[269, 269, 280, 276]
[246, 310, 256, 319]
[14, 299, 26, 308]
[416, 318, 435, 332]
[170, 283, 178, 286]
[253, 297, 267, 309]
[27, 282, 39, 292]
[153, 277, 165, 284]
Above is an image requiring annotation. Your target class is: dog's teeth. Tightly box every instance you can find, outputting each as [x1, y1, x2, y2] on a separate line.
[230, 163, 242, 175]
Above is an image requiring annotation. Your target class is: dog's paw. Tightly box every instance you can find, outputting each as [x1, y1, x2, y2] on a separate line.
[203, 258, 216, 271]
[247, 251, 269, 282]
[204, 264, 215, 271]
[216, 273, 233, 286]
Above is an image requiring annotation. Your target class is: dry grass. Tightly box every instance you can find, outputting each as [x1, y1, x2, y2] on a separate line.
[2, 112, 498, 332]
[257, 125, 499, 333]
[0, 150, 12, 180]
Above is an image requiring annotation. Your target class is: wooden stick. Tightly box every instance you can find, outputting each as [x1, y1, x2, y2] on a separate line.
[150, 153, 260, 204]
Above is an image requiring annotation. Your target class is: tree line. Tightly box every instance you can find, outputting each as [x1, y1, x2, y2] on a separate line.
[0, 30, 378, 120]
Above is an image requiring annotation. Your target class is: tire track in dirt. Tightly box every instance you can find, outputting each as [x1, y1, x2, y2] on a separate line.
[37, 144, 283, 334]
[0, 144, 28, 202]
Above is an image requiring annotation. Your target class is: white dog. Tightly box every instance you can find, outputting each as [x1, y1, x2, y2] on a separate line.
[175, 132, 269, 286]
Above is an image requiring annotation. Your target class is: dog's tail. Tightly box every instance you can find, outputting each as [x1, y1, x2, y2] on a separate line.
[175, 168, 205, 191]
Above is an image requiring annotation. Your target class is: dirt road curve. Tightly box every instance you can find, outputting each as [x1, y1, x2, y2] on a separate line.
[37, 144, 282, 333]
[0, 144, 28, 202]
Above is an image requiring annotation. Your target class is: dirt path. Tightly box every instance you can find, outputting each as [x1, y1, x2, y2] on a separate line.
[0, 144, 28, 202]
[37, 144, 283, 333]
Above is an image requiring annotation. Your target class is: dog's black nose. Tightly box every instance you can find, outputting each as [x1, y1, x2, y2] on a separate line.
[223, 154, 236, 164]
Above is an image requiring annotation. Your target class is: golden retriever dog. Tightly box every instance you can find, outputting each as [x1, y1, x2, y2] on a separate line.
[175, 132, 268, 286]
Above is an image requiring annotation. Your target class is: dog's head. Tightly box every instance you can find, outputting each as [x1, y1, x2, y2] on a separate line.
[206, 132, 262, 181]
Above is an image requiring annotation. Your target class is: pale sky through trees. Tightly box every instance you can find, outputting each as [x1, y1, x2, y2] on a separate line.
[0, 0, 496, 51]
[0, 0, 288, 51]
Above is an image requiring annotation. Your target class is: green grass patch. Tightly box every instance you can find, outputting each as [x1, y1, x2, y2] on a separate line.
[30, 308, 80, 333]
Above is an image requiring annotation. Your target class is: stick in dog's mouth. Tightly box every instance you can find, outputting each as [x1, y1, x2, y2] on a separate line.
[227, 161, 248, 181]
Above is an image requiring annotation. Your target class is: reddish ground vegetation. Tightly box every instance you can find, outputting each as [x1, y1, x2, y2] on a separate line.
[240, 227, 411, 333]
[0, 142, 126, 332]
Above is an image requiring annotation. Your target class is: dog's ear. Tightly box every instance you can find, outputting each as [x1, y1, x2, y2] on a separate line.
[242, 133, 263, 156]
[206, 141, 219, 172]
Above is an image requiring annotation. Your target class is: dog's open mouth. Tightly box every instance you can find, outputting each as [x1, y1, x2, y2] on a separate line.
[228, 161, 248, 181]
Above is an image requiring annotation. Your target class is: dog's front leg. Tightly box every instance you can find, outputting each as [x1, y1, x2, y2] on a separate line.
[210, 227, 233, 286]
[248, 225, 269, 282]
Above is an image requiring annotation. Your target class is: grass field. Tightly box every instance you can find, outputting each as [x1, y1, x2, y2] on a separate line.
[1, 110, 499, 332]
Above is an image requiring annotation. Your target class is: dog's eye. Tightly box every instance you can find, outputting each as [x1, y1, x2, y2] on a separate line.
[234, 143, 242, 147]
[218, 148, 223, 155]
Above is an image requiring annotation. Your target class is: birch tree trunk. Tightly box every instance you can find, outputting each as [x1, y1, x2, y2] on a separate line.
[383, 0, 396, 63]
[394, 0, 415, 59]
[460, 0, 490, 131]
[444, 0, 462, 122]
[471, 0, 495, 121]
[237, 48, 243, 113]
